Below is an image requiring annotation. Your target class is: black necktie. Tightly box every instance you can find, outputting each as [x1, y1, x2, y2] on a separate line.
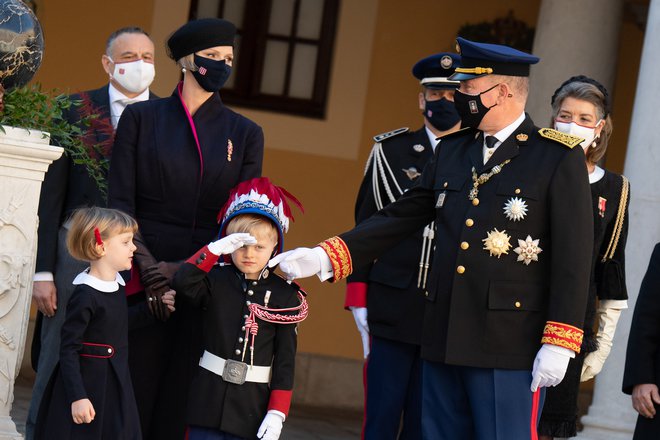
[484, 135, 498, 164]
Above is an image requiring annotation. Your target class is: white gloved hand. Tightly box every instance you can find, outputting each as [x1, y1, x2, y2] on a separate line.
[350, 306, 370, 358]
[207, 233, 256, 256]
[269, 247, 324, 280]
[257, 410, 285, 440]
[580, 300, 626, 382]
[531, 343, 574, 392]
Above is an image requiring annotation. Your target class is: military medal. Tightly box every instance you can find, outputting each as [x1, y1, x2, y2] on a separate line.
[598, 197, 607, 217]
[435, 192, 446, 208]
[482, 228, 512, 258]
[513, 235, 542, 265]
[403, 167, 421, 180]
[469, 159, 511, 201]
[413, 144, 425, 153]
[503, 197, 528, 222]
[227, 139, 234, 162]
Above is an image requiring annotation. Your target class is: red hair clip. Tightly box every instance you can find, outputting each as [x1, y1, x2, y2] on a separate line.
[94, 228, 103, 246]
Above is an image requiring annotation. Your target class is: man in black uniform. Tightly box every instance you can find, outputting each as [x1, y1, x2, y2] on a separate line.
[27, 26, 158, 440]
[272, 38, 594, 440]
[344, 52, 460, 439]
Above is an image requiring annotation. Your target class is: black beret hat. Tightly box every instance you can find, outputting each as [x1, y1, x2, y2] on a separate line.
[167, 18, 236, 61]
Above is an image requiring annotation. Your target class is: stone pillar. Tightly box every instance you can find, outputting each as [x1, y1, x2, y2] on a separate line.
[579, 0, 660, 438]
[527, 0, 624, 125]
[0, 126, 62, 440]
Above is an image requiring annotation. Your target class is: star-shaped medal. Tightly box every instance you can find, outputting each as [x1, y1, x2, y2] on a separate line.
[482, 228, 512, 258]
[503, 197, 528, 222]
[513, 235, 543, 265]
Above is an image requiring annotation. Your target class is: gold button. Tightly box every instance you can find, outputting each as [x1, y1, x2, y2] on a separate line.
[443, 182, 448, 188]
[472, 198, 479, 206]
[456, 265, 465, 274]
[515, 188, 521, 194]
[465, 218, 474, 227]
[425, 291, 429, 297]
[460, 241, 469, 250]
[515, 301, 521, 308]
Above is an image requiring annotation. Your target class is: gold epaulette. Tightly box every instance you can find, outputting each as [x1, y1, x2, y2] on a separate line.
[538, 128, 583, 149]
[373, 127, 409, 143]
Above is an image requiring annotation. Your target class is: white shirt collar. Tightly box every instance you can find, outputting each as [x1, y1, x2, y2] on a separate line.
[589, 165, 605, 183]
[482, 112, 526, 163]
[108, 83, 150, 128]
[425, 126, 440, 152]
[73, 269, 125, 293]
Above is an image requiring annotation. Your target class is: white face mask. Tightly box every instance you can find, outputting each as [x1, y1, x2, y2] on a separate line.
[109, 58, 155, 94]
[554, 120, 601, 150]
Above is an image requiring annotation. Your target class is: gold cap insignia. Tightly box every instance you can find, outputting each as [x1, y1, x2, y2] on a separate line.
[440, 55, 453, 69]
[516, 133, 528, 142]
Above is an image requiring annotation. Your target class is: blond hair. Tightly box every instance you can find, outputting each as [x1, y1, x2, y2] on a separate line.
[225, 214, 278, 243]
[177, 53, 198, 71]
[66, 207, 138, 262]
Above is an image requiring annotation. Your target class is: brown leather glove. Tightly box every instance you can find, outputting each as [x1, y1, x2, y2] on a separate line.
[142, 261, 182, 291]
[145, 283, 173, 322]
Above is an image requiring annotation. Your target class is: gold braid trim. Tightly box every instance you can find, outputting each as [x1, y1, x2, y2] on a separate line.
[318, 236, 353, 282]
[602, 175, 629, 262]
[541, 321, 584, 353]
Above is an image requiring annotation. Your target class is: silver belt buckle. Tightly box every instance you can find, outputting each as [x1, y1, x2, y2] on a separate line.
[222, 359, 248, 385]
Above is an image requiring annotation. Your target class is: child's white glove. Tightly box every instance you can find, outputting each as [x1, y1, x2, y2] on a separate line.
[257, 410, 285, 440]
[207, 233, 256, 256]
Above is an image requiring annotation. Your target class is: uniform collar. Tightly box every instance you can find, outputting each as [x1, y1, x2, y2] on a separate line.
[73, 269, 125, 293]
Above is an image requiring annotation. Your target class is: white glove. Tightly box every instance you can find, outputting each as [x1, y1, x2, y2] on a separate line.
[207, 233, 256, 256]
[257, 410, 285, 440]
[580, 300, 626, 382]
[269, 247, 330, 280]
[350, 306, 370, 358]
[531, 344, 574, 392]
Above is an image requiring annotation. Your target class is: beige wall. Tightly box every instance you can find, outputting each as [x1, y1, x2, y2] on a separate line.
[27, 0, 642, 362]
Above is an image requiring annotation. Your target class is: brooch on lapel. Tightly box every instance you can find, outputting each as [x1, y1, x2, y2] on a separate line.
[598, 197, 606, 217]
[503, 197, 528, 222]
[516, 133, 528, 142]
[413, 144, 425, 153]
[482, 228, 512, 258]
[513, 235, 543, 265]
[227, 139, 233, 162]
[403, 167, 421, 180]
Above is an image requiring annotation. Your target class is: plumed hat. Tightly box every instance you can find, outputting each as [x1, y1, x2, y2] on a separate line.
[167, 18, 236, 61]
[217, 177, 304, 254]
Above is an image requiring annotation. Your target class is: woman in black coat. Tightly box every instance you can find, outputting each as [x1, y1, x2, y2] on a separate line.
[107, 18, 264, 440]
[624, 243, 660, 439]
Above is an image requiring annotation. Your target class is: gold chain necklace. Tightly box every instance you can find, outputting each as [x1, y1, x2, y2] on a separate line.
[468, 159, 511, 201]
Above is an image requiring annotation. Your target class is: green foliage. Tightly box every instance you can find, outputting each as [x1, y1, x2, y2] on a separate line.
[0, 84, 108, 199]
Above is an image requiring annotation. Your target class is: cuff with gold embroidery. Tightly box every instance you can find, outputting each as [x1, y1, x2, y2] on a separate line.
[541, 321, 584, 353]
[185, 246, 219, 272]
[318, 236, 353, 283]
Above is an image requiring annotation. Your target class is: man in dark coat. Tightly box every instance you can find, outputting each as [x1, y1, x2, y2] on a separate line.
[28, 26, 157, 440]
[623, 242, 660, 439]
[344, 52, 461, 439]
[272, 38, 593, 440]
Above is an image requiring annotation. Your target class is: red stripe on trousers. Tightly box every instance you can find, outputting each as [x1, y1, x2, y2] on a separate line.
[530, 389, 541, 440]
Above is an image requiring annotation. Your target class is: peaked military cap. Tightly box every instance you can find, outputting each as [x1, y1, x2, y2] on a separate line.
[449, 37, 540, 81]
[412, 52, 461, 89]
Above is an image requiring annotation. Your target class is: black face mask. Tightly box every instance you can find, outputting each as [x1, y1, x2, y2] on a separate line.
[423, 97, 461, 131]
[453, 83, 500, 129]
[192, 54, 232, 92]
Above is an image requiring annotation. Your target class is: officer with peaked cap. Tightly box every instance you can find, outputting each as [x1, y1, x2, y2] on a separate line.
[271, 37, 593, 440]
[344, 52, 461, 439]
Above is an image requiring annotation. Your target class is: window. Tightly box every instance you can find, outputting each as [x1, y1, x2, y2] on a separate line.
[190, 0, 340, 118]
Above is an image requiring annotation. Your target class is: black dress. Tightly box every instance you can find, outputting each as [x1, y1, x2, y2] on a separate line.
[35, 271, 140, 440]
[539, 167, 630, 437]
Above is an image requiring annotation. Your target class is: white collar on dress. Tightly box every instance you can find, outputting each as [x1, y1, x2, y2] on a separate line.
[72, 269, 125, 293]
[589, 165, 605, 184]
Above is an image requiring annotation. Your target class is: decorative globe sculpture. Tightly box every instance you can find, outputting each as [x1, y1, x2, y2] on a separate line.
[0, 0, 44, 90]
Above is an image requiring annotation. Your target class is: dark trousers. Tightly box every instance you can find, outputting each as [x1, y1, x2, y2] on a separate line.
[363, 336, 422, 440]
[421, 361, 545, 440]
[634, 407, 660, 440]
[187, 426, 246, 440]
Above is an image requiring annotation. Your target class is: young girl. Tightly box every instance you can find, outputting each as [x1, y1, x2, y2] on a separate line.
[169, 177, 307, 440]
[35, 207, 159, 440]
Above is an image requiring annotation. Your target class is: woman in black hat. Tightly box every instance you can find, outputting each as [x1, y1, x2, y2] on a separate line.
[538, 76, 630, 439]
[107, 18, 264, 440]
